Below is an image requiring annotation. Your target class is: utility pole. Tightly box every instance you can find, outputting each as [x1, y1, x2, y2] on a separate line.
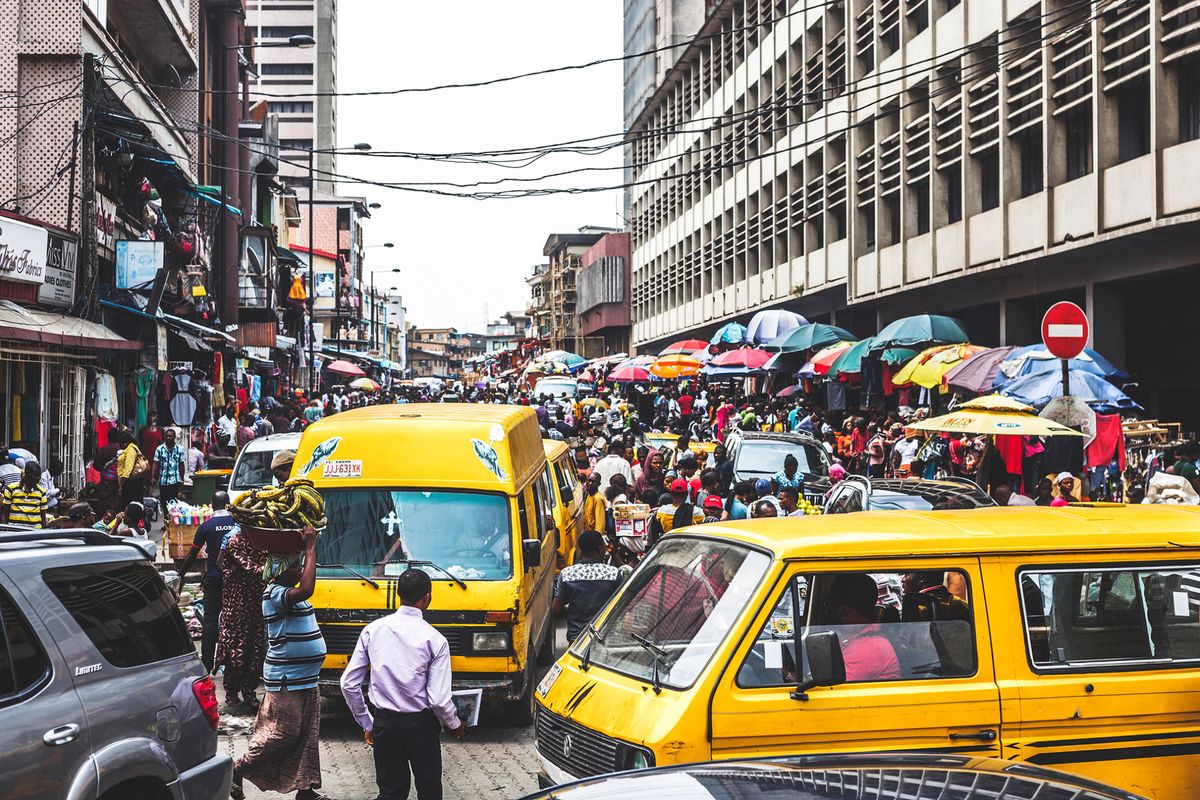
[79, 54, 97, 320]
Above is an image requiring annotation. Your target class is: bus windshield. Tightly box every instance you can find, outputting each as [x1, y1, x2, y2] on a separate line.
[316, 490, 513, 581]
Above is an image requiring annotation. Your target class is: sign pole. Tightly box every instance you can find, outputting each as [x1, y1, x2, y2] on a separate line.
[1061, 358, 1070, 398]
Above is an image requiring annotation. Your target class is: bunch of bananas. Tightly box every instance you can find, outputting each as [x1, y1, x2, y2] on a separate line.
[797, 497, 823, 516]
[231, 477, 327, 529]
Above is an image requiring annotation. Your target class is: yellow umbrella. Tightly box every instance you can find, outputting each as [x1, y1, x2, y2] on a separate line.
[650, 354, 704, 379]
[579, 397, 609, 410]
[907, 408, 1086, 437]
[892, 344, 987, 389]
[957, 394, 1035, 413]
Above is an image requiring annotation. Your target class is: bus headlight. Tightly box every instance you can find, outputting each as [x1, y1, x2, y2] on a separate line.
[472, 632, 510, 652]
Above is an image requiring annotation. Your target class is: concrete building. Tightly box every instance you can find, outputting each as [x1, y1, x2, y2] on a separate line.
[291, 192, 369, 354]
[624, 0, 708, 128]
[247, 0, 338, 191]
[628, 0, 1200, 425]
[485, 311, 535, 352]
[579, 232, 633, 355]
[538, 226, 622, 355]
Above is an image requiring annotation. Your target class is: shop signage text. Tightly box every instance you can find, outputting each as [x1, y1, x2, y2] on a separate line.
[39, 233, 78, 307]
[115, 240, 164, 289]
[0, 217, 47, 285]
[95, 193, 117, 260]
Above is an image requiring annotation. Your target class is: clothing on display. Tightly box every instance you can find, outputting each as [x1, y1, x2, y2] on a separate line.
[1086, 414, 1127, 471]
[133, 367, 155, 431]
[167, 370, 199, 427]
[95, 372, 119, 420]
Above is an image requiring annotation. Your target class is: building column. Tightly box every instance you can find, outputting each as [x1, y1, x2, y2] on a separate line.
[1087, 282, 1127, 369]
[1000, 297, 1038, 346]
[217, 5, 243, 326]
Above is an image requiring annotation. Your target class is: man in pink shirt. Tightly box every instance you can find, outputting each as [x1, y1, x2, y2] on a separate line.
[341, 569, 465, 800]
[828, 573, 901, 682]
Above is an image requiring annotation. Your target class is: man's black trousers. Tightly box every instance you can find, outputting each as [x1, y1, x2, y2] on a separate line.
[373, 707, 444, 800]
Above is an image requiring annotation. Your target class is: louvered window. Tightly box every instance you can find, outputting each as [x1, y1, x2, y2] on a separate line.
[879, 0, 901, 56]
[856, 128, 877, 212]
[934, 89, 963, 172]
[1006, 44, 1043, 138]
[827, 25, 847, 98]
[966, 70, 1000, 156]
[906, 0, 929, 34]
[855, 1, 875, 73]
[805, 24, 825, 118]
[1100, 0, 1151, 92]
[878, 110, 902, 200]
[827, 139, 848, 218]
[1164, 0, 1200, 65]
[1050, 14, 1093, 117]
[906, 87, 932, 187]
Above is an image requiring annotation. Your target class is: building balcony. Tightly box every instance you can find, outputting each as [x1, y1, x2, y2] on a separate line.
[100, 0, 198, 76]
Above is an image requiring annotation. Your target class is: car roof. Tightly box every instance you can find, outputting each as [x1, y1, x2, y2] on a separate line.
[239, 431, 303, 452]
[731, 430, 821, 444]
[867, 477, 993, 506]
[0, 527, 151, 565]
[677, 505, 1200, 559]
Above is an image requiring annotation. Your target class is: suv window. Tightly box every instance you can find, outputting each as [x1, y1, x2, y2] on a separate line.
[738, 569, 976, 687]
[0, 588, 49, 703]
[44, 562, 192, 668]
[1020, 564, 1200, 670]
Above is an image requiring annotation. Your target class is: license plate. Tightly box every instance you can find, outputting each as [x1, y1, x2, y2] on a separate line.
[537, 663, 562, 698]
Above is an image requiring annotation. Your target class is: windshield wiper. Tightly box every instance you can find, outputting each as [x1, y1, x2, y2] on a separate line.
[319, 563, 380, 589]
[578, 622, 604, 671]
[375, 558, 467, 590]
[631, 633, 668, 695]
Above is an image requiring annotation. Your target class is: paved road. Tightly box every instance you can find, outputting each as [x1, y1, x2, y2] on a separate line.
[220, 624, 567, 800]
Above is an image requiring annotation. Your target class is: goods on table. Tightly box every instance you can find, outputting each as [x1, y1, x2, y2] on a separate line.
[230, 478, 326, 553]
[612, 502, 652, 554]
[795, 497, 823, 516]
[164, 501, 213, 558]
[167, 500, 214, 526]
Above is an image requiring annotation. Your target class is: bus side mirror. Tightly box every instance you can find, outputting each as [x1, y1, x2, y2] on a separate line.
[522, 539, 542, 570]
[791, 631, 846, 701]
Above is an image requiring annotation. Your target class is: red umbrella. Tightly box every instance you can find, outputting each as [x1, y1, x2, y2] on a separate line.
[660, 339, 709, 355]
[609, 365, 651, 383]
[775, 384, 804, 398]
[707, 347, 773, 370]
[326, 359, 366, 377]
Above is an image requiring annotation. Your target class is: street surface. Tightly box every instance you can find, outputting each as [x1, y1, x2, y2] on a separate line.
[218, 622, 567, 800]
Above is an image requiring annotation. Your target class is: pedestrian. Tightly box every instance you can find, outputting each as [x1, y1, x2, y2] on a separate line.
[186, 432, 207, 475]
[340, 568, 466, 800]
[216, 529, 269, 710]
[217, 403, 240, 444]
[2, 461, 48, 528]
[113, 500, 156, 558]
[140, 412, 164, 460]
[153, 427, 188, 505]
[592, 440, 633, 489]
[553, 530, 622, 643]
[580, 472, 606, 544]
[231, 526, 327, 800]
[0, 446, 22, 489]
[701, 494, 724, 523]
[773, 453, 804, 492]
[116, 430, 150, 508]
[178, 491, 239, 673]
[236, 414, 257, 452]
[779, 486, 804, 517]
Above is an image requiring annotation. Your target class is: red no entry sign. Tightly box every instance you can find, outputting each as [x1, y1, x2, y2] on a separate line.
[1041, 301, 1089, 360]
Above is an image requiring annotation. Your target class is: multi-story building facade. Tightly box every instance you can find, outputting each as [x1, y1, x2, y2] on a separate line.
[526, 262, 551, 340]
[628, 0, 1200, 423]
[540, 227, 621, 353]
[579, 232, 633, 355]
[247, 0, 337, 190]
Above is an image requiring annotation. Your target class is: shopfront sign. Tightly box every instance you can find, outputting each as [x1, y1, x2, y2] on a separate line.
[39, 232, 78, 307]
[95, 193, 117, 261]
[0, 216, 47, 285]
[115, 240, 164, 289]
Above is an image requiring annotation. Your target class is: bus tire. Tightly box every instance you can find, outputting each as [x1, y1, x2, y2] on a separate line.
[536, 624, 555, 666]
[505, 653, 536, 727]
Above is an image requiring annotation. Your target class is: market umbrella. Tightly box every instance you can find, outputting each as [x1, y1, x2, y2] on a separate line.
[609, 365, 652, 383]
[870, 314, 970, 352]
[907, 407, 1087, 438]
[943, 345, 1017, 395]
[1000, 368, 1142, 413]
[993, 345, 1131, 388]
[775, 384, 805, 398]
[798, 341, 857, 378]
[747, 309, 808, 345]
[879, 347, 920, 366]
[659, 339, 709, 355]
[828, 338, 876, 377]
[579, 397, 608, 410]
[326, 359, 365, 377]
[540, 350, 586, 370]
[891, 344, 987, 389]
[650, 354, 704, 379]
[349, 377, 380, 392]
[707, 347, 773, 370]
[763, 322, 856, 353]
[957, 394, 1036, 413]
[578, 369, 595, 382]
[710, 321, 749, 345]
[613, 354, 655, 372]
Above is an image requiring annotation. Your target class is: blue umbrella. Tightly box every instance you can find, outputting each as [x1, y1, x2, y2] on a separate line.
[710, 322, 749, 345]
[747, 309, 808, 345]
[993, 345, 1130, 388]
[870, 314, 969, 351]
[1000, 369, 1142, 414]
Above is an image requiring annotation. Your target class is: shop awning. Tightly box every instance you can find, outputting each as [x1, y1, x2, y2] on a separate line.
[173, 330, 212, 352]
[162, 313, 236, 343]
[0, 301, 139, 351]
[275, 247, 304, 265]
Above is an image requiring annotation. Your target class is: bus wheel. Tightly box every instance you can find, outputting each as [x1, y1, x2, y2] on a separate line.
[536, 625, 555, 666]
[505, 653, 536, 727]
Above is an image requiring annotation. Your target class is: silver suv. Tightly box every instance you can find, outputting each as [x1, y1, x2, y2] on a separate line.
[0, 527, 231, 799]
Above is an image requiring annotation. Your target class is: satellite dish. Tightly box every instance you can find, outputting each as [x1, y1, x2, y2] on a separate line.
[161, 64, 183, 89]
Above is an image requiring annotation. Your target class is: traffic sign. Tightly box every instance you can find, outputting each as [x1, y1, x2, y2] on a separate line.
[1041, 301, 1089, 360]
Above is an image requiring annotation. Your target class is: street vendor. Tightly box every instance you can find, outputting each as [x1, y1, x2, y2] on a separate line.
[272, 450, 297, 485]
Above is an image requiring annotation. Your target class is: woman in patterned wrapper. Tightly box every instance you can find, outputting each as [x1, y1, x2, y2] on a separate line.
[216, 530, 269, 710]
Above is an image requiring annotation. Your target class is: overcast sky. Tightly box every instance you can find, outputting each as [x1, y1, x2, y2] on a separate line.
[337, 1, 624, 333]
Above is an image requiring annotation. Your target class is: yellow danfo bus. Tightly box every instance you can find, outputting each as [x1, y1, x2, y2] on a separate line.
[535, 505, 1200, 798]
[294, 403, 557, 724]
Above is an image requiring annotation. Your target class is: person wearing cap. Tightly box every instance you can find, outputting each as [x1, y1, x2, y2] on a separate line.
[272, 449, 297, 485]
[753, 478, 783, 515]
[654, 477, 704, 538]
[701, 494, 724, 523]
[1052, 472, 1078, 506]
[179, 491, 240, 672]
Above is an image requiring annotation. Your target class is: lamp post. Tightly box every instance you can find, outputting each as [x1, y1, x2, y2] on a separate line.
[369, 268, 401, 350]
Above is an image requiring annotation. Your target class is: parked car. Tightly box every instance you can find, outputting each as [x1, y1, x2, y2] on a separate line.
[522, 754, 1145, 799]
[724, 430, 831, 504]
[824, 475, 995, 513]
[0, 527, 231, 799]
[227, 431, 303, 504]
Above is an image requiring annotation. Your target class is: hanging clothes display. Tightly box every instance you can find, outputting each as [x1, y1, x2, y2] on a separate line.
[249, 375, 262, 404]
[95, 371, 119, 420]
[10, 393, 20, 442]
[95, 418, 117, 449]
[1086, 414, 1127, 471]
[192, 376, 214, 426]
[168, 370, 198, 427]
[211, 353, 225, 408]
[133, 366, 155, 432]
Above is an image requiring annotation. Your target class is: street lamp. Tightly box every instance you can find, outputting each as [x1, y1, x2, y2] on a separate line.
[370, 267, 402, 349]
[367, 242, 394, 248]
